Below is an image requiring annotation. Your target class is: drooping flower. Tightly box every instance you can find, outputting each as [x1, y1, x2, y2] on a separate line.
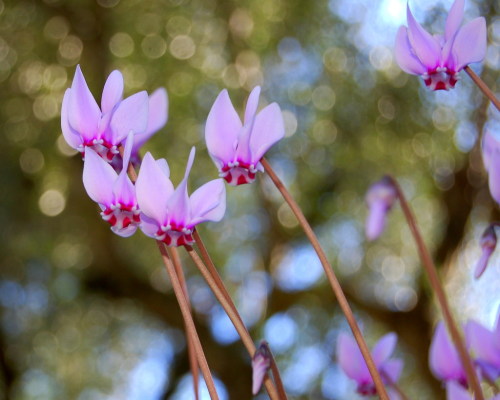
[136, 147, 226, 246]
[82, 132, 140, 237]
[251, 341, 272, 395]
[474, 224, 497, 279]
[61, 65, 150, 162]
[429, 322, 467, 386]
[365, 177, 397, 241]
[205, 86, 285, 185]
[481, 130, 500, 205]
[337, 332, 403, 396]
[446, 381, 500, 400]
[465, 317, 500, 381]
[394, 0, 486, 90]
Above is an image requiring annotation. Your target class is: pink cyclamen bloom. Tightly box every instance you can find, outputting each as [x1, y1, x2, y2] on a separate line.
[136, 147, 226, 246]
[61, 65, 150, 161]
[365, 177, 397, 241]
[337, 332, 403, 396]
[466, 317, 500, 381]
[446, 381, 500, 400]
[481, 130, 500, 205]
[82, 132, 140, 237]
[251, 341, 272, 395]
[429, 322, 467, 386]
[395, 0, 486, 90]
[474, 224, 497, 279]
[205, 86, 285, 185]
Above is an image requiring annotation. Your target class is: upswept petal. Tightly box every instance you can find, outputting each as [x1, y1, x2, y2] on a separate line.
[234, 119, 255, 164]
[122, 131, 134, 168]
[466, 321, 500, 366]
[248, 102, 285, 163]
[189, 179, 226, 226]
[61, 88, 83, 149]
[337, 333, 371, 383]
[394, 27, 427, 75]
[82, 147, 117, 206]
[366, 201, 389, 241]
[205, 89, 242, 167]
[132, 88, 169, 153]
[136, 152, 173, 226]
[244, 86, 261, 124]
[406, 5, 441, 70]
[101, 70, 124, 114]
[167, 147, 195, 227]
[453, 17, 487, 71]
[68, 65, 101, 140]
[429, 322, 464, 381]
[372, 332, 397, 367]
[474, 247, 494, 279]
[445, 0, 464, 41]
[113, 132, 136, 207]
[381, 359, 403, 384]
[109, 91, 149, 145]
[446, 381, 472, 400]
[156, 158, 170, 178]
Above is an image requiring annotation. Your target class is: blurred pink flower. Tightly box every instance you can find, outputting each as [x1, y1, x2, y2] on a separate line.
[395, 0, 486, 90]
[337, 332, 403, 396]
[365, 177, 397, 241]
[205, 87, 285, 185]
[482, 130, 500, 205]
[446, 381, 500, 400]
[466, 315, 500, 381]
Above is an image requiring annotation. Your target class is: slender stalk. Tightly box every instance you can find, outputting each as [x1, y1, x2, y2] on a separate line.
[185, 246, 281, 400]
[387, 176, 484, 400]
[156, 242, 219, 400]
[464, 66, 500, 112]
[169, 247, 200, 400]
[261, 158, 389, 400]
[380, 371, 410, 400]
[259, 341, 288, 400]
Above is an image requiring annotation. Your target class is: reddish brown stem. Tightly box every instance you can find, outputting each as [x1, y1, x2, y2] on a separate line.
[261, 158, 389, 400]
[387, 176, 484, 400]
[156, 242, 219, 400]
[464, 66, 500, 112]
[185, 246, 281, 400]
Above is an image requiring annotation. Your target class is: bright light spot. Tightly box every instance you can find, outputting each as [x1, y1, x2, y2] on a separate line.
[171, 374, 228, 400]
[109, 33, 134, 58]
[264, 313, 297, 353]
[282, 110, 297, 137]
[39, 189, 65, 216]
[210, 306, 239, 344]
[19, 148, 44, 174]
[169, 35, 195, 60]
[275, 246, 323, 291]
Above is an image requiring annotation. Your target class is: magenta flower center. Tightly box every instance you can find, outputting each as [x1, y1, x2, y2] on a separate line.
[80, 138, 120, 163]
[219, 160, 258, 186]
[101, 203, 140, 233]
[356, 382, 377, 396]
[422, 68, 459, 91]
[155, 222, 194, 247]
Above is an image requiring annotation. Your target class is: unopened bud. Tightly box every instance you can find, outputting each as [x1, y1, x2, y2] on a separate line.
[252, 341, 272, 395]
[365, 177, 397, 241]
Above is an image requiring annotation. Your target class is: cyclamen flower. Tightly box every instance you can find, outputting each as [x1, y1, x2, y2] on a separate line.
[395, 0, 486, 90]
[365, 177, 397, 241]
[446, 381, 500, 400]
[205, 86, 285, 185]
[136, 148, 226, 247]
[474, 224, 497, 279]
[251, 341, 272, 395]
[481, 130, 500, 205]
[466, 317, 500, 381]
[429, 322, 466, 386]
[337, 332, 403, 396]
[82, 132, 140, 237]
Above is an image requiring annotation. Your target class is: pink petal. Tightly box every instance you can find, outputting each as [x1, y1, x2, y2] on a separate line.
[337, 333, 371, 383]
[205, 89, 242, 168]
[474, 246, 494, 279]
[68, 65, 101, 141]
[252, 343, 271, 395]
[121, 131, 134, 168]
[101, 70, 124, 114]
[381, 359, 403, 385]
[487, 154, 500, 205]
[466, 321, 500, 367]
[113, 171, 136, 208]
[82, 147, 117, 206]
[135, 152, 173, 226]
[248, 102, 285, 164]
[244, 86, 261, 124]
[406, 5, 441, 70]
[445, 0, 464, 41]
[366, 201, 389, 241]
[394, 26, 427, 75]
[429, 322, 465, 382]
[109, 91, 149, 145]
[446, 381, 472, 400]
[133, 87, 169, 154]
[453, 17, 487, 71]
[189, 179, 226, 226]
[372, 332, 397, 367]
[61, 88, 83, 149]
[139, 213, 161, 239]
[167, 147, 195, 228]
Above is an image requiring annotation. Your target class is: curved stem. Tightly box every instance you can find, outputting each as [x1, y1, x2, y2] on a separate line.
[387, 176, 484, 400]
[156, 242, 219, 400]
[261, 158, 389, 400]
[260, 341, 288, 400]
[464, 66, 500, 112]
[185, 246, 281, 400]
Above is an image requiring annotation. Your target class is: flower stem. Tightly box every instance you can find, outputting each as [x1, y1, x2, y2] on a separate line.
[156, 241, 219, 400]
[259, 341, 288, 400]
[261, 158, 389, 400]
[185, 245, 281, 400]
[464, 66, 500, 112]
[170, 247, 200, 400]
[387, 176, 484, 400]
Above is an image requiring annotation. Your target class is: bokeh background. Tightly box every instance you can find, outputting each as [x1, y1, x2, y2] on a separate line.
[0, 0, 499, 398]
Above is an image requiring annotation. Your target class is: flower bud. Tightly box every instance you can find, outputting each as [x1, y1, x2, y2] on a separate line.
[365, 177, 397, 241]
